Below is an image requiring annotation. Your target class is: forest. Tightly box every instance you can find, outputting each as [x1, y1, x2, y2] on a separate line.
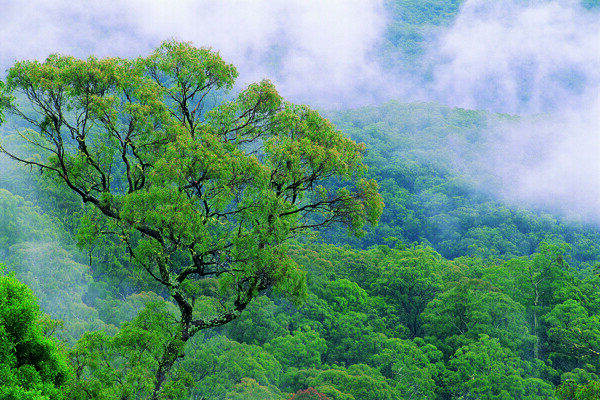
[1, 1, 599, 400]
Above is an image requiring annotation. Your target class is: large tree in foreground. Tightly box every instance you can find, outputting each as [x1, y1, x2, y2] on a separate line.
[0, 40, 383, 398]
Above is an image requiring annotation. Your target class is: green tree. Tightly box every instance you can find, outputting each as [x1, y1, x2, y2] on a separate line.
[0, 40, 382, 398]
[183, 335, 282, 400]
[285, 364, 399, 400]
[497, 242, 573, 359]
[371, 337, 442, 400]
[225, 295, 291, 345]
[544, 300, 600, 371]
[557, 379, 600, 400]
[68, 299, 192, 400]
[422, 277, 530, 356]
[0, 270, 70, 400]
[265, 327, 327, 369]
[225, 378, 283, 400]
[447, 335, 555, 400]
[370, 246, 443, 337]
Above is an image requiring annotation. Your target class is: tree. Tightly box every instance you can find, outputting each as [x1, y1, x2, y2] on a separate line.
[446, 335, 555, 400]
[557, 379, 600, 400]
[0, 40, 383, 398]
[287, 364, 399, 400]
[69, 299, 193, 400]
[497, 242, 572, 359]
[0, 269, 70, 400]
[371, 337, 442, 400]
[422, 277, 530, 356]
[225, 378, 283, 400]
[265, 327, 327, 369]
[182, 335, 282, 399]
[544, 300, 600, 371]
[370, 246, 443, 337]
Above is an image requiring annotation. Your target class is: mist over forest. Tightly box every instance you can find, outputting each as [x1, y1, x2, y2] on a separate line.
[0, 1, 599, 399]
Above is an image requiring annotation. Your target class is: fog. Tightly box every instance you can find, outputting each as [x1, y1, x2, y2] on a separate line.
[481, 99, 600, 222]
[437, 0, 599, 220]
[432, 0, 599, 115]
[0, 0, 389, 107]
[0, 0, 598, 220]
[1, 1, 596, 112]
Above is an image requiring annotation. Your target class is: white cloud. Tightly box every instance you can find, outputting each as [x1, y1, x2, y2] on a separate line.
[0, 0, 388, 107]
[433, 0, 600, 221]
[1, 0, 598, 220]
[479, 99, 600, 222]
[431, 0, 600, 114]
[126, 0, 389, 106]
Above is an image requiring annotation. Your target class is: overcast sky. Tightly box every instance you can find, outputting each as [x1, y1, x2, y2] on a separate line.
[0, 0, 597, 112]
[1, 0, 599, 220]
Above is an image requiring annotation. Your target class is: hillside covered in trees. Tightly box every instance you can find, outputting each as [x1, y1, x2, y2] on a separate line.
[1, 1, 599, 399]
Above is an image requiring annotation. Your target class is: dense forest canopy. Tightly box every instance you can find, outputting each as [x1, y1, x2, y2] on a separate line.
[0, 40, 382, 399]
[0, 1, 599, 399]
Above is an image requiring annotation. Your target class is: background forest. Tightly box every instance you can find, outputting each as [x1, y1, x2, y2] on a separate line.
[1, 0, 600, 399]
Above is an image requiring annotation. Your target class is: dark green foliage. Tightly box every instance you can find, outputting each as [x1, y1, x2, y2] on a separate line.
[557, 379, 600, 400]
[0, 271, 70, 400]
[1, 8, 600, 397]
[446, 335, 554, 399]
[325, 101, 600, 270]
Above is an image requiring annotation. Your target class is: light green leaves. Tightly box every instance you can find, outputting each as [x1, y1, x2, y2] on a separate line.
[1, 41, 383, 397]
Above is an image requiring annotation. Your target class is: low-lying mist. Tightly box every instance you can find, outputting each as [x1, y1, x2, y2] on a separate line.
[476, 101, 600, 223]
[0, 0, 598, 221]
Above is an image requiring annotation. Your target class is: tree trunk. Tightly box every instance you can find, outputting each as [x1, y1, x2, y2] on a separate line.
[151, 338, 186, 400]
[533, 287, 540, 359]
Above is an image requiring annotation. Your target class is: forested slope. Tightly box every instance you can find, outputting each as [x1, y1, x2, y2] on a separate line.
[323, 101, 600, 272]
[1, 95, 599, 398]
[1, 3, 599, 395]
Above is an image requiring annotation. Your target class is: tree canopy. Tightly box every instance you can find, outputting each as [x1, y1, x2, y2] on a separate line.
[0, 270, 70, 400]
[0, 40, 382, 398]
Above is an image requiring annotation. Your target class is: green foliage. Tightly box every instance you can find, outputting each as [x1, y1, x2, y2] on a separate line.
[0, 272, 70, 400]
[545, 300, 600, 372]
[68, 299, 191, 400]
[371, 337, 441, 399]
[446, 335, 555, 399]
[557, 379, 600, 400]
[225, 378, 283, 400]
[423, 277, 531, 356]
[369, 246, 444, 337]
[266, 328, 327, 369]
[0, 188, 59, 252]
[1, 40, 382, 397]
[381, 0, 463, 74]
[226, 296, 291, 346]
[326, 101, 600, 269]
[183, 335, 283, 400]
[287, 364, 399, 400]
[0, 189, 104, 342]
[1, 40, 382, 322]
